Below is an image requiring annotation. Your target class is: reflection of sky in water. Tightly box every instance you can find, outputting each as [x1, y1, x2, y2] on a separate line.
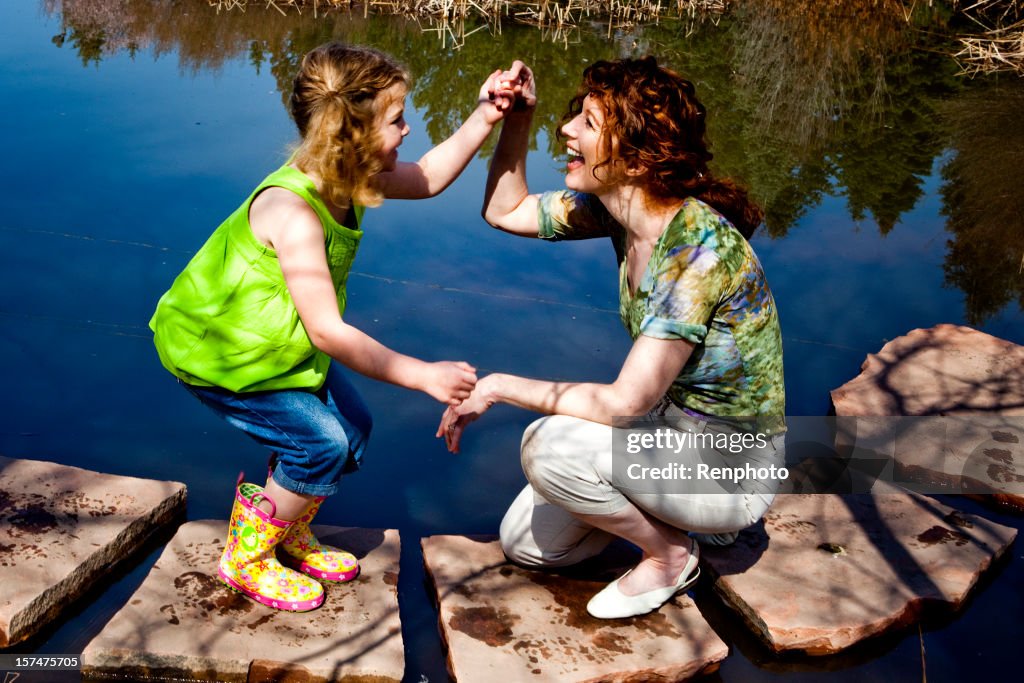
[1, 2, 1022, 681]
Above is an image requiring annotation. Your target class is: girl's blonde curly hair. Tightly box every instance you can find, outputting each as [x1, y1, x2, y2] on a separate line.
[290, 43, 410, 209]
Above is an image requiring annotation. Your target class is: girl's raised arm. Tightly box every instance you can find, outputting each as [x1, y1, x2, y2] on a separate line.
[481, 61, 542, 237]
[375, 70, 512, 200]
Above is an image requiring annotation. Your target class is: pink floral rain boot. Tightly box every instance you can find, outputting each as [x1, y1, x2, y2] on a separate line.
[278, 496, 360, 582]
[218, 479, 325, 611]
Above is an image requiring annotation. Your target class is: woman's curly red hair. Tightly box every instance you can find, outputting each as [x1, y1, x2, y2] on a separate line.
[563, 57, 763, 238]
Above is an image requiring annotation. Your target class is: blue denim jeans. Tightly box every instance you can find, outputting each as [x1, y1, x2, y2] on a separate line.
[181, 361, 372, 497]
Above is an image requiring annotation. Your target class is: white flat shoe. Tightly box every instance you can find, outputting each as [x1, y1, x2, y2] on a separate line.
[586, 540, 700, 619]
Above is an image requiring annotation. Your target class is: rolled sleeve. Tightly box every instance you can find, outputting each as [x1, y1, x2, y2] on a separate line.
[640, 315, 708, 343]
[537, 190, 616, 241]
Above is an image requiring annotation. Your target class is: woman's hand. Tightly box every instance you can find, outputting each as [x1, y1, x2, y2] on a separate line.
[436, 376, 496, 453]
[478, 61, 535, 125]
[500, 60, 536, 111]
[422, 361, 478, 405]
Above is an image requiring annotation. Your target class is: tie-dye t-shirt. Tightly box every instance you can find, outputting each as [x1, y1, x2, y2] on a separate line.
[537, 190, 785, 431]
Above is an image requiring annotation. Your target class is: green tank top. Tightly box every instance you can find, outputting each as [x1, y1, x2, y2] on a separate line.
[149, 165, 364, 393]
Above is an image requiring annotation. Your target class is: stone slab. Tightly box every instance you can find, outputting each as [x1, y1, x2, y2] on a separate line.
[81, 521, 402, 682]
[701, 485, 1017, 655]
[833, 415, 1024, 511]
[831, 324, 1024, 511]
[0, 456, 186, 647]
[830, 324, 1024, 416]
[423, 534, 728, 682]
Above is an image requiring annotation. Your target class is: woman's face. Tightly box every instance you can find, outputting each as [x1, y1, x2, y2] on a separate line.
[374, 84, 410, 172]
[560, 94, 615, 193]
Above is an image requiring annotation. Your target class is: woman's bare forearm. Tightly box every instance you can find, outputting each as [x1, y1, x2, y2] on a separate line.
[482, 110, 540, 235]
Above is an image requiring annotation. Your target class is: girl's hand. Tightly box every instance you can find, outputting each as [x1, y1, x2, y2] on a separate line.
[423, 361, 478, 404]
[479, 69, 516, 125]
[436, 378, 495, 453]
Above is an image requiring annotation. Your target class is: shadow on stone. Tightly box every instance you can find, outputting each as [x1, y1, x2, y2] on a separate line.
[831, 325, 1024, 512]
[0, 456, 187, 648]
[423, 534, 728, 682]
[700, 487, 1017, 656]
[81, 521, 403, 682]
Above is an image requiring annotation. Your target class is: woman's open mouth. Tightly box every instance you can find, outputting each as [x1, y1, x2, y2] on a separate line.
[566, 148, 584, 172]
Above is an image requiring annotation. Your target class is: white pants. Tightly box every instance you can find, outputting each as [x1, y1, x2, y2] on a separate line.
[499, 414, 784, 568]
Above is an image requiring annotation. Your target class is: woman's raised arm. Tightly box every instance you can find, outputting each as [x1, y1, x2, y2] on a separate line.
[482, 61, 542, 237]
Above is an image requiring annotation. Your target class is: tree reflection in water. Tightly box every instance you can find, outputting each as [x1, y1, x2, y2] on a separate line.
[40, 0, 1023, 323]
[713, 0, 961, 236]
[941, 82, 1024, 325]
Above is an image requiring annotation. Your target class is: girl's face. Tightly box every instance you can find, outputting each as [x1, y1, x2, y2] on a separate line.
[560, 94, 617, 193]
[375, 84, 410, 172]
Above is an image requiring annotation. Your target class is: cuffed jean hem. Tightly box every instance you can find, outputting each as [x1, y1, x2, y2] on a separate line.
[178, 361, 371, 496]
[271, 465, 340, 498]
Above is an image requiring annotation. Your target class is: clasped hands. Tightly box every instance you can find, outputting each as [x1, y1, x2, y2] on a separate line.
[436, 373, 499, 454]
[480, 60, 536, 119]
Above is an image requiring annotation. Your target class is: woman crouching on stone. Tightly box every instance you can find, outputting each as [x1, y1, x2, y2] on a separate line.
[437, 57, 786, 619]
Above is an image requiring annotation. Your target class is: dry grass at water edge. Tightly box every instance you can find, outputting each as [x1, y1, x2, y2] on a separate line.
[206, 0, 1024, 73]
[206, 0, 730, 47]
[207, 0, 729, 27]
[952, 0, 1024, 74]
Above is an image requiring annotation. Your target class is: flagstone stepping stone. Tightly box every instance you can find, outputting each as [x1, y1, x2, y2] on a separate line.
[422, 534, 727, 682]
[831, 324, 1024, 511]
[81, 521, 402, 682]
[700, 485, 1017, 655]
[0, 456, 186, 648]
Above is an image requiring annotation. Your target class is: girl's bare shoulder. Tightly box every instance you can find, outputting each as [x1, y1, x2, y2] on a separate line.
[249, 186, 321, 249]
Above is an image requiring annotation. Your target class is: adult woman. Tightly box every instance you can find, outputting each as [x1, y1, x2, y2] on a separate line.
[438, 57, 785, 619]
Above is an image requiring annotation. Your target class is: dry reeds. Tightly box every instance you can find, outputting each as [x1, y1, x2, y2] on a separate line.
[954, 20, 1024, 74]
[208, 0, 728, 44]
[951, 0, 1024, 74]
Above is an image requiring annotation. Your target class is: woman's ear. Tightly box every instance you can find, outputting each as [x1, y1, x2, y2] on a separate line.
[624, 159, 648, 178]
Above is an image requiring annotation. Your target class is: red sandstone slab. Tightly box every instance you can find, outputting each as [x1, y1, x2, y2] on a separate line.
[830, 324, 1024, 416]
[701, 486, 1017, 655]
[81, 521, 402, 682]
[833, 415, 1024, 511]
[831, 325, 1024, 511]
[0, 455, 186, 647]
[423, 534, 727, 682]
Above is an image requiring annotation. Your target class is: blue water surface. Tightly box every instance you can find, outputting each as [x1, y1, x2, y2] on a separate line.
[1, 2, 1022, 682]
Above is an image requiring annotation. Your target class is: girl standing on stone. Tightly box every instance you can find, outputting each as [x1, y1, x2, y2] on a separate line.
[150, 43, 514, 611]
[439, 57, 786, 619]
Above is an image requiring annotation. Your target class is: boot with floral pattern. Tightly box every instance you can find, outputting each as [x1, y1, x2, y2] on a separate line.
[218, 481, 324, 611]
[278, 496, 360, 582]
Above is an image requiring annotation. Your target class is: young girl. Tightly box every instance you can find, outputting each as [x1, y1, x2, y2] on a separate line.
[150, 43, 513, 611]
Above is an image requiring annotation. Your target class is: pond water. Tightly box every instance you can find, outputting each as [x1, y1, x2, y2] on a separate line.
[1, 1, 1022, 681]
